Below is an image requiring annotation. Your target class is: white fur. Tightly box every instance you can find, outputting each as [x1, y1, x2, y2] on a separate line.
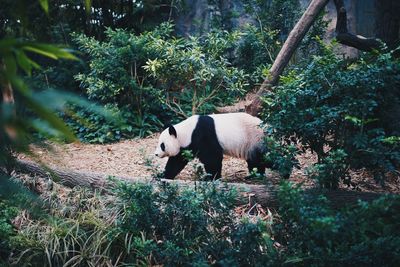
[154, 113, 264, 160]
[209, 113, 264, 160]
[154, 115, 199, 158]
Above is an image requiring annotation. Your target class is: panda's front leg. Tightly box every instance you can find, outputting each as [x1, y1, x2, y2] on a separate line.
[164, 153, 189, 179]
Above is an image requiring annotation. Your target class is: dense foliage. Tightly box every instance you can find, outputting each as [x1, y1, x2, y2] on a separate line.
[276, 182, 400, 266]
[70, 23, 248, 142]
[1, 179, 399, 266]
[263, 44, 400, 187]
[1, 180, 275, 266]
[0, 0, 178, 40]
[7, 0, 327, 144]
[2, 0, 400, 266]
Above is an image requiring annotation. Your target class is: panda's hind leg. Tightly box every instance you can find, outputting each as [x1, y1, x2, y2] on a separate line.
[247, 160, 266, 176]
[246, 147, 267, 177]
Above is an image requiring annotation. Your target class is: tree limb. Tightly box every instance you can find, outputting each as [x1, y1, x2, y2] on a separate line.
[246, 0, 330, 116]
[333, 0, 381, 51]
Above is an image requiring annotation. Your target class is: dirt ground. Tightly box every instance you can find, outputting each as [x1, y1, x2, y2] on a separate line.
[20, 134, 400, 193]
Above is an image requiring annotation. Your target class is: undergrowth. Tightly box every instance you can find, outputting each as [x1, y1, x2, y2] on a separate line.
[1, 177, 399, 266]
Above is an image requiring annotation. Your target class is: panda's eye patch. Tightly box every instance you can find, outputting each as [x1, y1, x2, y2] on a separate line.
[160, 143, 165, 151]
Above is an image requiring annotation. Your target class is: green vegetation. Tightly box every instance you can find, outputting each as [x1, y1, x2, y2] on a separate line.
[1, 180, 275, 266]
[69, 24, 247, 142]
[17, 0, 326, 144]
[276, 182, 400, 266]
[1, 0, 400, 266]
[263, 43, 400, 187]
[1, 179, 399, 266]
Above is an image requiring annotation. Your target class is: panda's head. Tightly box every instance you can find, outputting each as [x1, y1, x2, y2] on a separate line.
[154, 125, 180, 158]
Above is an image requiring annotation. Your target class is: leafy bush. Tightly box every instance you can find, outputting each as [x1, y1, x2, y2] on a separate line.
[65, 104, 162, 143]
[113, 181, 275, 266]
[141, 27, 247, 116]
[5, 180, 275, 266]
[307, 149, 349, 189]
[72, 25, 169, 142]
[263, 44, 400, 187]
[72, 23, 248, 142]
[263, 136, 299, 179]
[4, 178, 400, 266]
[234, 25, 280, 87]
[0, 200, 19, 261]
[275, 181, 400, 266]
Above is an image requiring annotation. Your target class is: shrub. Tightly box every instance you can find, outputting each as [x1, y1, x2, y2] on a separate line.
[234, 25, 280, 86]
[113, 181, 275, 266]
[72, 25, 169, 142]
[72, 23, 248, 142]
[142, 27, 247, 116]
[307, 149, 349, 189]
[0, 200, 19, 262]
[263, 44, 400, 187]
[6, 180, 275, 266]
[263, 136, 299, 179]
[3, 178, 400, 266]
[275, 181, 400, 266]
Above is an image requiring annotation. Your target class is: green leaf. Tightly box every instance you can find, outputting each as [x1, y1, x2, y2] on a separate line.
[32, 44, 78, 60]
[10, 77, 76, 142]
[283, 257, 304, 264]
[22, 45, 58, 59]
[15, 50, 41, 75]
[0, 38, 17, 51]
[22, 44, 77, 60]
[382, 136, 400, 145]
[84, 0, 92, 14]
[38, 0, 49, 14]
[3, 52, 17, 76]
[23, 95, 76, 142]
[344, 115, 362, 126]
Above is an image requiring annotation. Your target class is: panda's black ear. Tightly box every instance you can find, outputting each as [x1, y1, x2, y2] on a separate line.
[168, 125, 177, 137]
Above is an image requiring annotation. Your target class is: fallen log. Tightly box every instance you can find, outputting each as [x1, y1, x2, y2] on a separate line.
[15, 159, 385, 209]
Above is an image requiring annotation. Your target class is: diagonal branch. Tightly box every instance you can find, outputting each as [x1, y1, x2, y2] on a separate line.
[246, 0, 330, 116]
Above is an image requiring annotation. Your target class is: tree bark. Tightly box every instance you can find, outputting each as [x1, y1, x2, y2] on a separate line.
[333, 0, 381, 51]
[375, 0, 400, 50]
[245, 0, 330, 116]
[1, 62, 17, 140]
[15, 159, 385, 209]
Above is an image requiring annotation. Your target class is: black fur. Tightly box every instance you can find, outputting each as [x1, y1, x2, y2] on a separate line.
[164, 115, 267, 180]
[164, 152, 189, 179]
[246, 146, 266, 175]
[246, 146, 273, 177]
[168, 125, 177, 137]
[164, 115, 223, 180]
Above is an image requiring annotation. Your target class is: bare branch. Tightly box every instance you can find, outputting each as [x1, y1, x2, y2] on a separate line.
[246, 0, 330, 116]
[333, 0, 381, 52]
[163, 97, 188, 118]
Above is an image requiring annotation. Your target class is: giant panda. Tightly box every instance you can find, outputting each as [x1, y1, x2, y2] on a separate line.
[154, 112, 270, 180]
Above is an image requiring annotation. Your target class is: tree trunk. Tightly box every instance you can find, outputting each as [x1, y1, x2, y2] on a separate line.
[375, 0, 400, 50]
[1, 62, 17, 173]
[244, 0, 397, 116]
[245, 0, 330, 116]
[15, 159, 385, 209]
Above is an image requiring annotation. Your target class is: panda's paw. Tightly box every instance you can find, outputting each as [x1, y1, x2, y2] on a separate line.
[245, 173, 265, 181]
